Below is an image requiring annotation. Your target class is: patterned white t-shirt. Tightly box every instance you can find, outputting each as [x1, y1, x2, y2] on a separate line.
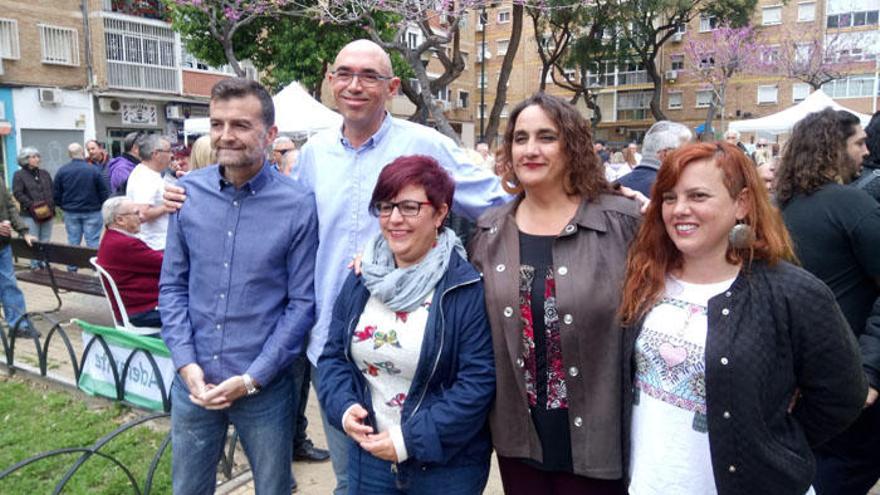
[629, 276, 734, 495]
[350, 292, 434, 441]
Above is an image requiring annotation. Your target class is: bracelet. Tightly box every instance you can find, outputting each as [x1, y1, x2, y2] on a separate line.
[242, 373, 259, 396]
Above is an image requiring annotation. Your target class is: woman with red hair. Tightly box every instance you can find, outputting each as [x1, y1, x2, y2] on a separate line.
[619, 142, 866, 494]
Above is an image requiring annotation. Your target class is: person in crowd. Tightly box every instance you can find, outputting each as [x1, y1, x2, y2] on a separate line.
[159, 78, 318, 495]
[0, 183, 38, 339]
[279, 145, 300, 177]
[852, 111, 880, 201]
[108, 131, 143, 194]
[618, 121, 692, 197]
[628, 142, 642, 164]
[272, 136, 296, 171]
[318, 155, 495, 494]
[468, 93, 640, 494]
[476, 142, 496, 173]
[12, 147, 54, 268]
[723, 129, 750, 156]
[606, 151, 632, 182]
[622, 146, 638, 168]
[619, 141, 867, 494]
[53, 143, 110, 269]
[775, 108, 880, 494]
[86, 139, 109, 167]
[756, 156, 777, 194]
[188, 135, 215, 171]
[753, 137, 772, 166]
[96, 197, 163, 328]
[593, 139, 610, 164]
[86, 139, 112, 188]
[126, 135, 172, 251]
[171, 146, 190, 174]
[164, 40, 509, 494]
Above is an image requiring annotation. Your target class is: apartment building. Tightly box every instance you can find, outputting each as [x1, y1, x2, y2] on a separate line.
[0, 0, 240, 183]
[660, 0, 878, 138]
[0, 0, 94, 181]
[470, 0, 878, 146]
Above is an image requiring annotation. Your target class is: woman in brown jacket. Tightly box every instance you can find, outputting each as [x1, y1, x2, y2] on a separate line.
[468, 93, 640, 494]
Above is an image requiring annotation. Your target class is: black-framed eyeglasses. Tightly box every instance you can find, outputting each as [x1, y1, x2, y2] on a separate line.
[369, 200, 433, 217]
[331, 70, 393, 87]
[756, 144, 768, 148]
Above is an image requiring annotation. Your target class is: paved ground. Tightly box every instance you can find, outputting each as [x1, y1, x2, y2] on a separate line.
[5, 221, 503, 494]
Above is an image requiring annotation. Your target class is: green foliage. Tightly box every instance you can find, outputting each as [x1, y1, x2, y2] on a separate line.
[0, 377, 172, 494]
[165, 0, 401, 94]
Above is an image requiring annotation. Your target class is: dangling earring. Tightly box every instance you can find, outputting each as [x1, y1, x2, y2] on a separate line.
[502, 169, 524, 195]
[728, 220, 755, 249]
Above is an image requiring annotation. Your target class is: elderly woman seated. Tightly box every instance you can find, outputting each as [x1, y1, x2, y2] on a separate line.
[96, 197, 163, 328]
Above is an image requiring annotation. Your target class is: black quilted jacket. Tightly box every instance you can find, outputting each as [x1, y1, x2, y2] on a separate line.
[623, 260, 867, 495]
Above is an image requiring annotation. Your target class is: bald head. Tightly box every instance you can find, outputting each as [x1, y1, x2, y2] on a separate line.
[334, 40, 394, 76]
[68, 143, 85, 159]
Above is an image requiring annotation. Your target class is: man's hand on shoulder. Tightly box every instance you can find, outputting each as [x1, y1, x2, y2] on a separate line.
[163, 184, 187, 212]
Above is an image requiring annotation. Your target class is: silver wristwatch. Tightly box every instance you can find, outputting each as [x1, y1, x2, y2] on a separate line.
[242, 373, 259, 395]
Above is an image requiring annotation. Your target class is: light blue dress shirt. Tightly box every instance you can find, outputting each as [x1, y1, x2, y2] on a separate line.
[297, 113, 511, 364]
[159, 164, 318, 386]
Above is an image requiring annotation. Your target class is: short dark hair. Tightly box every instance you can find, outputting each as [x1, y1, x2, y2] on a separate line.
[211, 78, 274, 128]
[866, 111, 880, 159]
[499, 92, 608, 200]
[86, 139, 104, 149]
[123, 131, 144, 153]
[371, 155, 454, 221]
[776, 108, 861, 205]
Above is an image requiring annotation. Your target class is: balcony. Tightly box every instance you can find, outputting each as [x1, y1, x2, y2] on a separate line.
[103, 14, 179, 94]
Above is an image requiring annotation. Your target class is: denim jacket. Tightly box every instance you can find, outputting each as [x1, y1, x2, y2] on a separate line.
[317, 251, 495, 475]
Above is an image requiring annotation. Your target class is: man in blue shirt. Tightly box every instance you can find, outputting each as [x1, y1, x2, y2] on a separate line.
[159, 78, 318, 494]
[297, 39, 509, 494]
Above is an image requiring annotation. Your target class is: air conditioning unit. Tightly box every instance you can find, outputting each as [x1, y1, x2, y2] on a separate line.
[671, 32, 684, 43]
[665, 70, 678, 82]
[98, 97, 121, 113]
[442, 101, 452, 110]
[476, 51, 492, 63]
[165, 104, 183, 120]
[476, 22, 484, 32]
[38, 87, 62, 106]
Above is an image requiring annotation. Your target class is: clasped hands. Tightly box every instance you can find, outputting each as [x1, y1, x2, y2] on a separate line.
[179, 363, 248, 410]
[343, 403, 398, 462]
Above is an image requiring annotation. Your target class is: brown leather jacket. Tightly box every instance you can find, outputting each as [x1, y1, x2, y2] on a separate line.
[468, 193, 640, 479]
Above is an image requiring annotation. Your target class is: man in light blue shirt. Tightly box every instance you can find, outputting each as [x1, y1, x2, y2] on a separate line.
[298, 39, 509, 494]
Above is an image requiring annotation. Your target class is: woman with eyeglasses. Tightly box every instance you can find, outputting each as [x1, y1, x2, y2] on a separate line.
[468, 93, 640, 494]
[317, 155, 495, 494]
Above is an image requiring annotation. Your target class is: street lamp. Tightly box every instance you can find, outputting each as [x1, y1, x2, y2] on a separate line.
[479, 7, 487, 142]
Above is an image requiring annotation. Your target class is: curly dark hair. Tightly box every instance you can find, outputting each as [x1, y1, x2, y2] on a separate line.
[776, 108, 861, 205]
[497, 92, 609, 201]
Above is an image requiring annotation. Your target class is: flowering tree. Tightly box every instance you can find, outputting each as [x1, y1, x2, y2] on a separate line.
[684, 25, 768, 138]
[775, 26, 864, 90]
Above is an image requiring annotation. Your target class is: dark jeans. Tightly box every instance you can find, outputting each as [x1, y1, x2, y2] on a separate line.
[497, 456, 625, 495]
[129, 309, 161, 328]
[814, 404, 880, 495]
[170, 370, 294, 495]
[291, 355, 310, 487]
[349, 446, 489, 495]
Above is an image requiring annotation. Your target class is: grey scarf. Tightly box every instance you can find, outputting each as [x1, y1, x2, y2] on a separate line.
[361, 227, 466, 312]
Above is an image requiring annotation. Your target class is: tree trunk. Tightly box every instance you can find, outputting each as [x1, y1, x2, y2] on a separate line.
[702, 101, 718, 141]
[645, 57, 667, 121]
[407, 51, 460, 144]
[484, 3, 524, 147]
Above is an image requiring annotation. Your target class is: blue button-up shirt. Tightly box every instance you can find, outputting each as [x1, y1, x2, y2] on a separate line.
[297, 113, 510, 364]
[159, 164, 318, 386]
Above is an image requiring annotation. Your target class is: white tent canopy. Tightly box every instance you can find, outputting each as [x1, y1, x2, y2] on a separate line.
[727, 89, 871, 135]
[183, 81, 342, 137]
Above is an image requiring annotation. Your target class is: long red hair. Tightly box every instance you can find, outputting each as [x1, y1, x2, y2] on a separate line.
[619, 142, 796, 325]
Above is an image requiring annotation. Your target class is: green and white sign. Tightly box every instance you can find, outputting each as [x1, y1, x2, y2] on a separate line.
[76, 320, 174, 411]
